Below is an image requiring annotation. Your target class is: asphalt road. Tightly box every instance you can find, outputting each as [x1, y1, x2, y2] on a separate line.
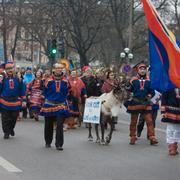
[0, 110, 179, 180]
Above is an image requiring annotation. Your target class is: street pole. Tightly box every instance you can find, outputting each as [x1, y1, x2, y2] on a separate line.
[128, 0, 134, 50]
[30, 30, 34, 65]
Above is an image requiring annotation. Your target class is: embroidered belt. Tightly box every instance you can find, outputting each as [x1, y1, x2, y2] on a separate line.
[166, 106, 180, 111]
[133, 97, 151, 104]
[2, 96, 19, 101]
[45, 100, 65, 106]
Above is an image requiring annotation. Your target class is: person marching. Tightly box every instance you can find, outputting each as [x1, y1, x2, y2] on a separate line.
[0, 62, 26, 139]
[101, 71, 117, 93]
[40, 63, 70, 151]
[137, 90, 161, 138]
[161, 87, 180, 156]
[101, 70, 118, 129]
[126, 62, 158, 145]
[22, 67, 35, 119]
[81, 66, 102, 136]
[27, 70, 44, 121]
[67, 69, 87, 128]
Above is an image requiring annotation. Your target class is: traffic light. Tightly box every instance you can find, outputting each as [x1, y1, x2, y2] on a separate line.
[57, 37, 65, 58]
[51, 39, 57, 55]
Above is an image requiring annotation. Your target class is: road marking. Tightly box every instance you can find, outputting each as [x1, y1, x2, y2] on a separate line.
[0, 156, 22, 173]
[119, 120, 166, 133]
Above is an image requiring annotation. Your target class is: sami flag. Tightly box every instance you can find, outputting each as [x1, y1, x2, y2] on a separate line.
[142, 0, 180, 92]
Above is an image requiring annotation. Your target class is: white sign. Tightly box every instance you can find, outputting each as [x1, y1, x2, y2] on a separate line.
[83, 98, 101, 124]
[151, 90, 161, 104]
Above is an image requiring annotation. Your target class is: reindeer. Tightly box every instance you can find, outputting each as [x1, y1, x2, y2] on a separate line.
[87, 79, 131, 145]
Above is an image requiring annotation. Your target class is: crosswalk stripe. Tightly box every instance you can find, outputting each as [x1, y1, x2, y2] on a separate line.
[0, 156, 22, 173]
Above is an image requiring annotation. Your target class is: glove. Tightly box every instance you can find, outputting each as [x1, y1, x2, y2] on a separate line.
[22, 102, 26, 108]
[161, 113, 166, 118]
[0, 75, 4, 82]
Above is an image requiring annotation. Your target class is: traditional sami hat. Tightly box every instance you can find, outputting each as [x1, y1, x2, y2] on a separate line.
[54, 63, 64, 68]
[0, 63, 5, 70]
[82, 66, 91, 72]
[5, 62, 14, 70]
[133, 61, 147, 71]
[0, 63, 5, 73]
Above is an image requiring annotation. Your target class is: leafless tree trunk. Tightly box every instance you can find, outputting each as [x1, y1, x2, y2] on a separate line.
[2, 0, 8, 62]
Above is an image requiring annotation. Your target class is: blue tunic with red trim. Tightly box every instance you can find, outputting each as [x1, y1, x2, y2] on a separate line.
[40, 76, 70, 117]
[0, 76, 26, 111]
[161, 88, 180, 124]
[126, 75, 155, 113]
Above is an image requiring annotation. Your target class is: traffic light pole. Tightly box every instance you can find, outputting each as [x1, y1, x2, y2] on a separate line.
[50, 55, 55, 71]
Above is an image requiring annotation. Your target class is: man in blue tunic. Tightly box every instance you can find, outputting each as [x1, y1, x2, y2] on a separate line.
[126, 62, 158, 145]
[40, 63, 70, 151]
[0, 62, 26, 139]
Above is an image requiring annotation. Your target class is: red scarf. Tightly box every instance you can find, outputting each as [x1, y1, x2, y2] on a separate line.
[101, 79, 115, 93]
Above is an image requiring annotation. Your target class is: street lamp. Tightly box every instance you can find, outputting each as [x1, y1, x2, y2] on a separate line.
[120, 47, 133, 63]
[97, 1, 102, 5]
[120, 47, 133, 75]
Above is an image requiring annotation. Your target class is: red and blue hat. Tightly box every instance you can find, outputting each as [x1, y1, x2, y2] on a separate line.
[0, 63, 5, 70]
[133, 61, 147, 71]
[82, 66, 91, 72]
[5, 62, 14, 70]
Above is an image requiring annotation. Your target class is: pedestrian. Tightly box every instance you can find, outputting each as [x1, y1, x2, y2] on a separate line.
[101, 70, 119, 129]
[40, 63, 70, 151]
[0, 62, 26, 139]
[23, 67, 35, 119]
[27, 70, 44, 121]
[161, 87, 180, 156]
[126, 62, 158, 145]
[64, 94, 80, 130]
[101, 71, 117, 93]
[81, 66, 102, 97]
[81, 66, 102, 133]
[68, 69, 87, 127]
[137, 90, 161, 138]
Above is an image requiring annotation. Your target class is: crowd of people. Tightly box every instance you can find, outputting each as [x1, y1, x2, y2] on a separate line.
[0, 61, 179, 156]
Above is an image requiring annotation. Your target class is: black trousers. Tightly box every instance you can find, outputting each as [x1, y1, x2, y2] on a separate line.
[1, 109, 19, 135]
[44, 114, 65, 147]
[137, 109, 158, 135]
[22, 101, 30, 118]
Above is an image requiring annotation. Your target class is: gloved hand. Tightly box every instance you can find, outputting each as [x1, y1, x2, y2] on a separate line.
[161, 113, 166, 118]
[0, 75, 4, 82]
[22, 102, 26, 108]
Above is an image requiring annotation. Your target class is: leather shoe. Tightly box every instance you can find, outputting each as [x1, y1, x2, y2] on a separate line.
[150, 138, 158, 145]
[129, 137, 137, 145]
[137, 131, 141, 137]
[56, 146, 63, 151]
[10, 130, 15, 136]
[4, 134, 9, 139]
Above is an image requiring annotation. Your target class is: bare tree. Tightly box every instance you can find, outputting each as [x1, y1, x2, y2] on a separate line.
[56, 0, 108, 67]
[169, 0, 180, 38]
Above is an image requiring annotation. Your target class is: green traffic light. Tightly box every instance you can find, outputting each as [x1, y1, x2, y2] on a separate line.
[51, 48, 57, 54]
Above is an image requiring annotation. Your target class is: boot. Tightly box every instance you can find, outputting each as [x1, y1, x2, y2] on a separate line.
[168, 143, 178, 156]
[137, 131, 142, 138]
[34, 114, 39, 121]
[129, 136, 137, 145]
[149, 136, 158, 145]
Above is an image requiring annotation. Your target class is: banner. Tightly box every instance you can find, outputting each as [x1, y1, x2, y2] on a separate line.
[83, 98, 101, 124]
